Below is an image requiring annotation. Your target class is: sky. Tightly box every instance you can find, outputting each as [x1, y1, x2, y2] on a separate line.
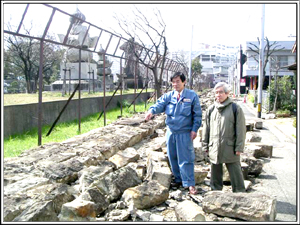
[3, 1, 298, 52]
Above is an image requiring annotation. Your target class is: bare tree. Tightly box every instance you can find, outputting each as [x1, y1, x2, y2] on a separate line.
[248, 37, 285, 89]
[4, 22, 64, 93]
[174, 50, 189, 78]
[174, 52, 203, 90]
[113, 6, 169, 100]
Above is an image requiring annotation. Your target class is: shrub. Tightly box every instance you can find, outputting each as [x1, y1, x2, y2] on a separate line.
[293, 117, 296, 128]
[247, 94, 254, 103]
[275, 109, 291, 117]
[268, 75, 295, 112]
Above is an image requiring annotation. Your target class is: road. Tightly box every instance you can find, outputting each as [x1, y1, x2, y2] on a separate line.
[238, 100, 298, 222]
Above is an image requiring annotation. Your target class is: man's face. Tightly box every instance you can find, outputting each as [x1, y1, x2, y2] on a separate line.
[172, 76, 185, 92]
[215, 87, 229, 103]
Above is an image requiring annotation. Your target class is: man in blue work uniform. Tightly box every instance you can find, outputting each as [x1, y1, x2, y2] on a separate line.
[145, 72, 202, 195]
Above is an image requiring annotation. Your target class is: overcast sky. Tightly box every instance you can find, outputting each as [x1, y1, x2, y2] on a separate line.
[3, 1, 298, 51]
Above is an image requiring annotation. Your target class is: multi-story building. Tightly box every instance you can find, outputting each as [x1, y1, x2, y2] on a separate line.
[228, 40, 296, 95]
[195, 43, 239, 85]
[240, 40, 296, 92]
[167, 43, 239, 90]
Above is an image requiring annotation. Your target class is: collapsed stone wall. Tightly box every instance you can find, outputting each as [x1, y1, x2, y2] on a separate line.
[3, 91, 276, 222]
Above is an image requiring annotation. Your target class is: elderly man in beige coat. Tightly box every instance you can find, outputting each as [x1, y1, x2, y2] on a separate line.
[202, 82, 246, 193]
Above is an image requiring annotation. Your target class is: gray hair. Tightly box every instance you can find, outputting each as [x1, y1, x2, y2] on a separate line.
[213, 82, 230, 93]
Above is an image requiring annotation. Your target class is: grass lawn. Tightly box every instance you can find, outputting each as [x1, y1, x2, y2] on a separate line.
[3, 101, 154, 158]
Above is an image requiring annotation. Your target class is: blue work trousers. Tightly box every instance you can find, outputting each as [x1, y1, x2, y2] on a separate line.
[166, 129, 195, 187]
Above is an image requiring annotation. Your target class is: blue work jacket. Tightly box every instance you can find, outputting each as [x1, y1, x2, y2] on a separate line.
[149, 89, 202, 134]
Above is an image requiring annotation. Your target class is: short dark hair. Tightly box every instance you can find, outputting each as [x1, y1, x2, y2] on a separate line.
[170, 72, 186, 82]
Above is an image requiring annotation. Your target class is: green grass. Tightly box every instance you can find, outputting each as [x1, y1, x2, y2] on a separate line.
[4, 101, 154, 158]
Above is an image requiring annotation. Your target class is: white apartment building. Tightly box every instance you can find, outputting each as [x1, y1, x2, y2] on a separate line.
[196, 43, 239, 85]
[167, 43, 239, 89]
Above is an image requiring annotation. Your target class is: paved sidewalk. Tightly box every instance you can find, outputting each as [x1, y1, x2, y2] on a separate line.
[239, 97, 297, 144]
[237, 97, 298, 222]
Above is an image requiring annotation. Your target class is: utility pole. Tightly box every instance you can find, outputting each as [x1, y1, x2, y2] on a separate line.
[257, 4, 265, 118]
[189, 25, 193, 89]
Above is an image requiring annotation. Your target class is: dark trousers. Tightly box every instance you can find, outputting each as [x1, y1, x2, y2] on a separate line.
[210, 161, 246, 193]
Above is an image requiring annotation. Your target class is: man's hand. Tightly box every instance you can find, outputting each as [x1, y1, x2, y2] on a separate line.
[235, 151, 241, 156]
[190, 131, 197, 140]
[145, 112, 153, 121]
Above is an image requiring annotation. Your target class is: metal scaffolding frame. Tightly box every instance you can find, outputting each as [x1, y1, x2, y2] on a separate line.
[3, 3, 183, 146]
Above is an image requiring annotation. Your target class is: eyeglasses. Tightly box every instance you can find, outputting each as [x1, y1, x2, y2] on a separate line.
[215, 91, 225, 94]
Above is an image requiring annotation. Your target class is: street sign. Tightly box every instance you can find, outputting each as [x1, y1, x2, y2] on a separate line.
[241, 78, 246, 86]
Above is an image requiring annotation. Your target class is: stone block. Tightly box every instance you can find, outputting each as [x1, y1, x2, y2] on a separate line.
[175, 200, 206, 221]
[203, 191, 277, 221]
[254, 120, 263, 129]
[241, 162, 249, 180]
[245, 143, 273, 158]
[58, 198, 97, 221]
[108, 147, 140, 169]
[246, 132, 262, 142]
[145, 151, 172, 188]
[246, 122, 254, 132]
[241, 154, 264, 177]
[121, 180, 169, 210]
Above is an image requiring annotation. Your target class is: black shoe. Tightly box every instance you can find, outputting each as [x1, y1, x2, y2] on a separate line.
[170, 182, 181, 189]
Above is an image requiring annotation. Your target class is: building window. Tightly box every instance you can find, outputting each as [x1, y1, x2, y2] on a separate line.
[278, 56, 288, 67]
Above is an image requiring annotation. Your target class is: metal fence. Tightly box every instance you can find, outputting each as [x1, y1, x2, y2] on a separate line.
[3, 4, 184, 145]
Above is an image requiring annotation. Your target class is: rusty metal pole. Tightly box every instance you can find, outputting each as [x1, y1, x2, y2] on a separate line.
[68, 69, 71, 95]
[37, 6, 56, 145]
[16, 4, 29, 33]
[134, 60, 137, 112]
[62, 68, 66, 96]
[120, 57, 123, 117]
[88, 70, 91, 94]
[103, 52, 106, 126]
[38, 40, 44, 146]
[92, 70, 95, 93]
[78, 49, 81, 133]
[145, 67, 148, 110]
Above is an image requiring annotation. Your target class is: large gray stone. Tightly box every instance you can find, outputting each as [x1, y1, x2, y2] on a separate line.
[145, 151, 172, 188]
[121, 180, 169, 209]
[13, 201, 59, 222]
[43, 158, 84, 184]
[245, 143, 273, 158]
[78, 161, 115, 192]
[108, 147, 140, 169]
[241, 154, 264, 177]
[91, 166, 142, 202]
[175, 200, 206, 221]
[202, 191, 277, 221]
[58, 198, 97, 221]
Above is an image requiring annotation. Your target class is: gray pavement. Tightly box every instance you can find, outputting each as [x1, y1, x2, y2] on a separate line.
[237, 98, 298, 223]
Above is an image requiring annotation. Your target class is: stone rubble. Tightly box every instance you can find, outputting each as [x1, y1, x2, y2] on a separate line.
[3, 90, 278, 222]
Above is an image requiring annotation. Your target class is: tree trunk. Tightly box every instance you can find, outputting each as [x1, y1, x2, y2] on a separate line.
[33, 77, 38, 93]
[155, 83, 161, 100]
[25, 73, 32, 93]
